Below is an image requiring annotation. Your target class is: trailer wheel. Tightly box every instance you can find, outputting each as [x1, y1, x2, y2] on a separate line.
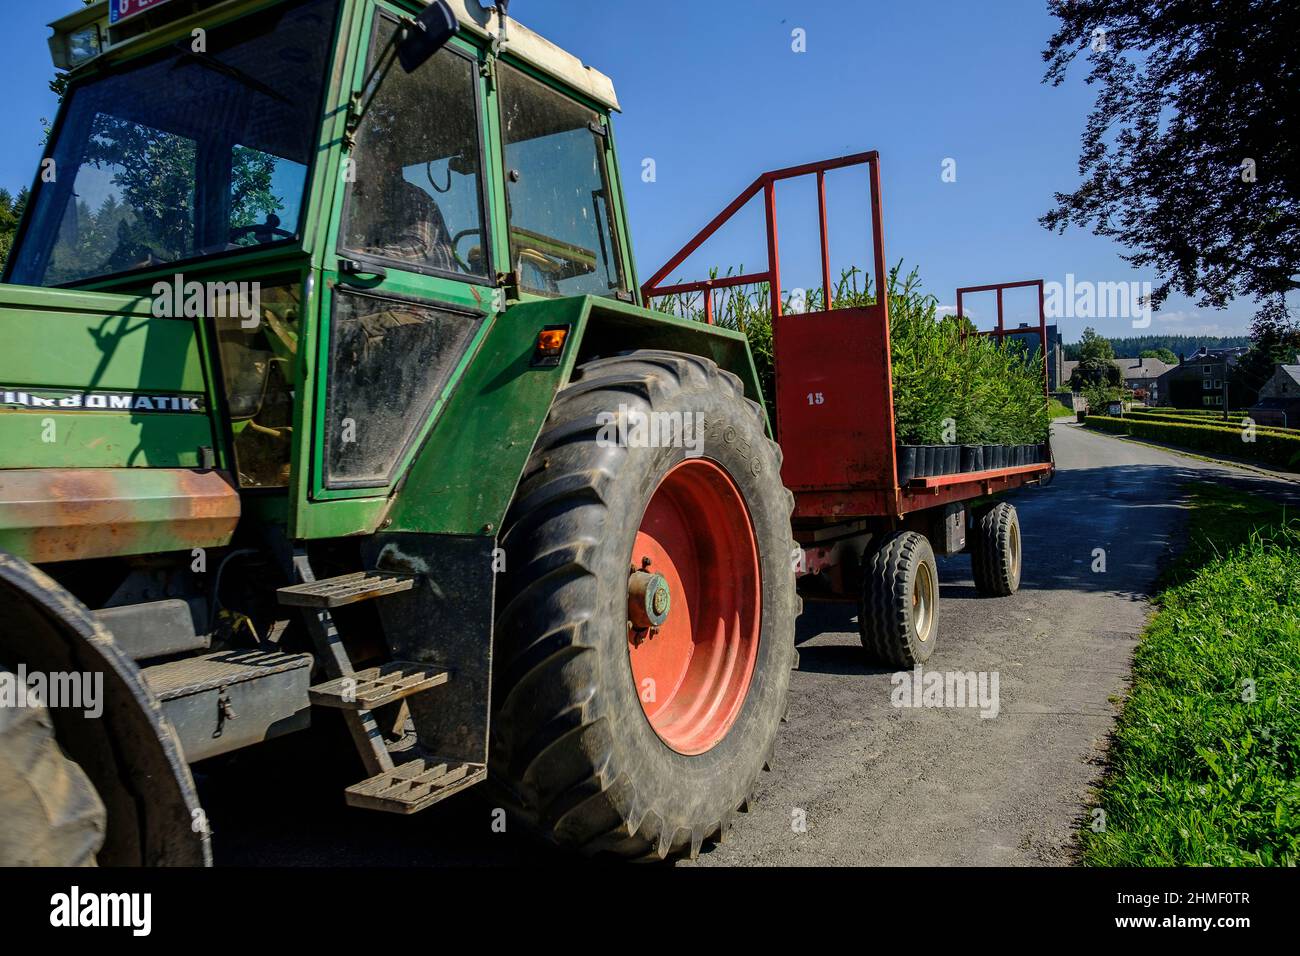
[0, 666, 106, 866]
[491, 350, 797, 860]
[970, 502, 1021, 596]
[859, 531, 939, 668]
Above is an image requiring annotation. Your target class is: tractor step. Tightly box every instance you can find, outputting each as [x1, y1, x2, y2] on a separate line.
[345, 756, 487, 814]
[309, 661, 449, 710]
[277, 570, 417, 608]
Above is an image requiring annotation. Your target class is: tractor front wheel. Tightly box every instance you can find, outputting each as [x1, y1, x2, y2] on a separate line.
[490, 350, 797, 860]
[0, 665, 106, 866]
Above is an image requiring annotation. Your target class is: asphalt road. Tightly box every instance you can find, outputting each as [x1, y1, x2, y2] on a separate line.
[202, 421, 1299, 866]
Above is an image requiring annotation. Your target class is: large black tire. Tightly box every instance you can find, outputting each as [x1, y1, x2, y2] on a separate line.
[970, 502, 1022, 596]
[0, 666, 106, 866]
[859, 531, 939, 668]
[490, 350, 798, 860]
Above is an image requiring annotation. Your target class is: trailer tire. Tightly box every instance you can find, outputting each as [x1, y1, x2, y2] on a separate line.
[859, 531, 939, 668]
[970, 502, 1021, 596]
[490, 350, 798, 860]
[0, 666, 106, 866]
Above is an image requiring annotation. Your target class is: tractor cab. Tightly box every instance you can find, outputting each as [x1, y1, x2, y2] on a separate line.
[1, 0, 633, 559]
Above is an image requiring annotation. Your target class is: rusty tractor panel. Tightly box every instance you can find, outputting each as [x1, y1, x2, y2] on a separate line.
[0, 468, 240, 564]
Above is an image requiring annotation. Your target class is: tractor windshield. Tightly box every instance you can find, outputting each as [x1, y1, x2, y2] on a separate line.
[6, 0, 340, 288]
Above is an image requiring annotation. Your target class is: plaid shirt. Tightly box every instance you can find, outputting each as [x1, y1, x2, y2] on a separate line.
[362, 179, 456, 272]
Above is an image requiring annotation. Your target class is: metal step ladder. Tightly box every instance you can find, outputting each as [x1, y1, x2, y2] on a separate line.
[278, 555, 486, 813]
[277, 570, 417, 608]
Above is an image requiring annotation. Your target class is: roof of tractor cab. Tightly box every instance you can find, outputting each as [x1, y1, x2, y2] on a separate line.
[49, 0, 620, 112]
[443, 0, 620, 111]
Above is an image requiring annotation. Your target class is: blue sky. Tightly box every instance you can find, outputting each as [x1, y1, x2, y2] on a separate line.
[0, 0, 1256, 340]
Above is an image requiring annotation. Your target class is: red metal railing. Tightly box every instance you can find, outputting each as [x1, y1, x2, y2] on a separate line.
[955, 279, 1051, 396]
[641, 151, 886, 323]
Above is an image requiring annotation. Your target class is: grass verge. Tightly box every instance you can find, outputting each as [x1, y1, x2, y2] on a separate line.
[1083, 484, 1300, 865]
[1048, 397, 1075, 418]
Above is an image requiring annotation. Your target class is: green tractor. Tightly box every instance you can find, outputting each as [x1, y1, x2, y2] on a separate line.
[0, 0, 798, 864]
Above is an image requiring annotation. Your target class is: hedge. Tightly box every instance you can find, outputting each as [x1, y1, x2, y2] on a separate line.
[1128, 407, 1246, 421]
[1129, 406, 1228, 418]
[1083, 414, 1300, 471]
[1124, 410, 1298, 438]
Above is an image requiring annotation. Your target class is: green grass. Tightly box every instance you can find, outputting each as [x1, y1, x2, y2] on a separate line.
[1083, 484, 1300, 866]
[1047, 397, 1075, 418]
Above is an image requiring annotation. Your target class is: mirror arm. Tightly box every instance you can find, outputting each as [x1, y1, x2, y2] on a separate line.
[344, 17, 415, 150]
[490, 2, 510, 56]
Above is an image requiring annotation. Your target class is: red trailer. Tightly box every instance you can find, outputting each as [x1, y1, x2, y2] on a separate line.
[644, 152, 1054, 666]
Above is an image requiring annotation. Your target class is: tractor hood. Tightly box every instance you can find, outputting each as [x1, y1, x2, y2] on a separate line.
[0, 283, 239, 563]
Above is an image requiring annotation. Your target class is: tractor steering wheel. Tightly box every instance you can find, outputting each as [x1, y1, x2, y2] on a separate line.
[451, 228, 483, 273]
[230, 214, 294, 245]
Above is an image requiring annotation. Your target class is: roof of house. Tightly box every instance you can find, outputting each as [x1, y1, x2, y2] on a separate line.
[1062, 356, 1176, 382]
[1253, 395, 1300, 407]
[1277, 365, 1300, 386]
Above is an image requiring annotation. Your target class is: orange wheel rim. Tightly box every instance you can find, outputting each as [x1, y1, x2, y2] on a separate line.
[627, 458, 762, 755]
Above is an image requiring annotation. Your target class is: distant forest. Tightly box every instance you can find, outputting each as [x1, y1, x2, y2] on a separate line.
[1061, 334, 1252, 360]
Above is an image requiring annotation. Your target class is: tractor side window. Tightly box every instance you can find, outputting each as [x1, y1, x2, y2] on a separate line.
[212, 280, 302, 489]
[498, 64, 626, 298]
[339, 18, 489, 280]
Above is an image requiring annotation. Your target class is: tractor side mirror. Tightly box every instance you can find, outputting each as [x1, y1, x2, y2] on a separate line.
[398, 1, 459, 73]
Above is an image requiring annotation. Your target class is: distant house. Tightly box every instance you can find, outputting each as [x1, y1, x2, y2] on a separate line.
[1249, 365, 1300, 428]
[1060, 355, 1175, 401]
[1155, 347, 1251, 409]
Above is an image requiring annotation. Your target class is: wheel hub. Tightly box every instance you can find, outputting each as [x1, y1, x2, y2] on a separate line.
[628, 564, 671, 645]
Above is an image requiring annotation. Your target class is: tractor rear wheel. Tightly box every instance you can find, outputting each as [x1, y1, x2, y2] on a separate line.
[0, 666, 106, 866]
[859, 531, 939, 668]
[970, 502, 1022, 596]
[491, 350, 797, 860]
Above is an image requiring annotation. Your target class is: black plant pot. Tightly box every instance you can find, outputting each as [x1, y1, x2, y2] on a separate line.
[961, 445, 983, 473]
[946, 445, 961, 474]
[897, 445, 918, 484]
[921, 445, 946, 476]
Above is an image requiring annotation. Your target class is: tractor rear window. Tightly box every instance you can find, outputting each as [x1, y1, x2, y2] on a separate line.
[6, 0, 338, 287]
[498, 65, 625, 298]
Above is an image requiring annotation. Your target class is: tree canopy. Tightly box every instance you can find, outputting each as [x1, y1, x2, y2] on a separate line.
[1139, 348, 1178, 365]
[1042, 0, 1300, 328]
[1071, 326, 1122, 388]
